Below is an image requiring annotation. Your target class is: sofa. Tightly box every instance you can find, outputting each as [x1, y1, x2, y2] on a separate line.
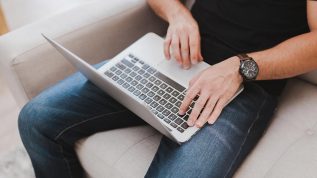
[1, 0, 317, 177]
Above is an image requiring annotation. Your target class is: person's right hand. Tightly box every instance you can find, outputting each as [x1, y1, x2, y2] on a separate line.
[164, 11, 203, 69]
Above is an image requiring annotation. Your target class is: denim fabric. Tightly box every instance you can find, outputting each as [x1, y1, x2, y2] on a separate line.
[18, 61, 277, 178]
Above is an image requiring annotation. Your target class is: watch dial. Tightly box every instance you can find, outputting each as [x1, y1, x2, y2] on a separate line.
[242, 60, 259, 80]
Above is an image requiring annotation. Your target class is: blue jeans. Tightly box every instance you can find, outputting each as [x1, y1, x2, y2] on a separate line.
[18, 62, 277, 178]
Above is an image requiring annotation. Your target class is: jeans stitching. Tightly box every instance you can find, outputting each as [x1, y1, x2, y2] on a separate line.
[59, 144, 74, 178]
[224, 95, 268, 178]
[54, 110, 127, 140]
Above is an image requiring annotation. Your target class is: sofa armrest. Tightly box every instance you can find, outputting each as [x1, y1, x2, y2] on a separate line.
[0, 0, 167, 108]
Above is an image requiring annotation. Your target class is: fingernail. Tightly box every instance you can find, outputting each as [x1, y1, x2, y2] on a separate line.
[178, 111, 185, 115]
[192, 60, 197, 64]
[208, 120, 215, 125]
[187, 121, 193, 126]
[183, 65, 190, 70]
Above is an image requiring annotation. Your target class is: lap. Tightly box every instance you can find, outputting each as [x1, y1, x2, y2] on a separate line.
[146, 83, 278, 178]
[20, 61, 145, 144]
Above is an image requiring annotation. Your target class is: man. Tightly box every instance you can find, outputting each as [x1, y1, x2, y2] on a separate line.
[18, 0, 317, 177]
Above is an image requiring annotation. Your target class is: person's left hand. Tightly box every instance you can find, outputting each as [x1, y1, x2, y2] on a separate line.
[178, 56, 243, 128]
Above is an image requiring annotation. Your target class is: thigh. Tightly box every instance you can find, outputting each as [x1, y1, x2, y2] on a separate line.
[145, 83, 278, 178]
[21, 61, 146, 144]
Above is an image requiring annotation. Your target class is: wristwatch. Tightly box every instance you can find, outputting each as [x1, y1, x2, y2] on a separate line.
[237, 53, 259, 82]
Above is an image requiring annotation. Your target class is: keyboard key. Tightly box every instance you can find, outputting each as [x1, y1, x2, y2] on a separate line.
[142, 64, 150, 70]
[136, 84, 143, 90]
[168, 114, 177, 121]
[123, 83, 130, 89]
[149, 76, 156, 82]
[133, 90, 141, 96]
[156, 106, 164, 112]
[147, 67, 156, 74]
[164, 118, 171, 124]
[132, 66, 140, 71]
[150, 102, 159, 108]
[112, 76, 119, 81]
[154, 72, 185, 92]
[169, 97, 177, 103]
[165, 103, 173, 109]
[120, 73, 127, 79]
[181, 122, 189, 129]
[104, 71, 114, 78]
[145, 98, 153, 104]
[159, 99, 167, 105]
[128, 54, 135, 58]
[133, 56, 139, 61]
[172, 91, 180, 97]
[178, 95, 185, 101]
[157, 113, 164, 119]
[157, 90, 165, 96]
[117, 79, 124, 85]
[162, 109, 171, 116]
[110, 67, 117, 72]
[153, 95, 161, 101]
[124, 68, 132, 74]
[166, 87, 173, 93]
[139, 60, 145, 65]
[154, 80, 162, 85]
[175, 101, 181, 107]
[116, 63, 126, 70]
[170, 122, 177, 128]
[177, 127, 184, 133]
[143, 72, 150, 78]
[131, 80, 138, 86]
[128, 87, 135, 92]
[138, 69, 145, 75]
[140, 79, 148, 84]
[152, 86, 159, 92]
[187, 109, 192, 115]
[141, 88, 149, 94]
[115, 70, 122, 75]
[121, 59, 134, 68]
[138, 94, 146, 100]
[135, 75, 142, 81]
[146, 82, 153, 88]
[171, 107, 179, 114]
[190, 102, 195, 108]
[183, 115, 189, 121]
[130, 72, 137, 77]
[125, 77, 133, 82]
[163, 93, 171, 100]
[147, 91, 155, 97]
[160, 83, 167, 89]
[175, 118, 183, 125]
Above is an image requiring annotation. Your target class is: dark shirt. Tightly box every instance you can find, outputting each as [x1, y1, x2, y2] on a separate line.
[191, 0, 310, 96]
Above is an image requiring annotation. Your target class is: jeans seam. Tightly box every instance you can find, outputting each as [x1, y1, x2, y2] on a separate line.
[59, 144, 74, 178]
[54, 110, 127, 140]
[224, 95, 268, 178]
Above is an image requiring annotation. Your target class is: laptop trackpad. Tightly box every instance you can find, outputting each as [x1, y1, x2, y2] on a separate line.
[156, 59, 210, 87]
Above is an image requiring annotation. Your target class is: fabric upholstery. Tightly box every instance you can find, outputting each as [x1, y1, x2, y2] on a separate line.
[76, 79, 317, 178]
[0, 0, 167, 107]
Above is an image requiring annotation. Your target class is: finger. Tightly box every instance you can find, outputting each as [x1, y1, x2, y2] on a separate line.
[189, 32, 200, 64]
[189, 73, 200, 88]
[195, 96, 218, 128]
[187, 92, 209, 127]
[180, 33, 191, 69]
[171, 34, 182, 65]
[207, 98, 226, 124]
[179, 87, 200, 115]
[164, 32, 172, 60]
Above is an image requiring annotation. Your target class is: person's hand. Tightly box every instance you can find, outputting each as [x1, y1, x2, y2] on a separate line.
[165, 10, 203, 69]
[178, 56, 243, 127]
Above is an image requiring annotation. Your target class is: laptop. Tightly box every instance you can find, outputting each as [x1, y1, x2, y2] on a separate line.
[42, 32, 243, 144]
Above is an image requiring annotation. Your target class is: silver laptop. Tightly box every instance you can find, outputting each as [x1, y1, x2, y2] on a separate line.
[42, 32, 243, 144]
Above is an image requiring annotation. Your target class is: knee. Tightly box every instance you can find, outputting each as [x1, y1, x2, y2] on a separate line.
[18, 100, 51, 143]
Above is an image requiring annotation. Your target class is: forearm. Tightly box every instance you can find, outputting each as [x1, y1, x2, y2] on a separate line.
[250, 31, 317, 80]
[146, 0, 191, 23]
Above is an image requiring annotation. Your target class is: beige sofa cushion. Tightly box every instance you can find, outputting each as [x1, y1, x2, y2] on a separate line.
[76, 79, 317, 178]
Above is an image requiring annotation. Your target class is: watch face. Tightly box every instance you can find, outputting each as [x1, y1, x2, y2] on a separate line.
[241, 59, 259, 80]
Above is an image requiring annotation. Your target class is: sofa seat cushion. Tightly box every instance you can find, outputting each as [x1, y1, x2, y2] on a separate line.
[76, 79, 317, 178]
[76, 126, 162, 178]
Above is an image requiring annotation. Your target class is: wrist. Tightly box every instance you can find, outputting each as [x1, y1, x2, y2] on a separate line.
[228, 56, 243, 83]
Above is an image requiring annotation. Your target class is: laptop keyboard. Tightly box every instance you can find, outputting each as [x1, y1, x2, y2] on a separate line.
[104, 54, 196, 133]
